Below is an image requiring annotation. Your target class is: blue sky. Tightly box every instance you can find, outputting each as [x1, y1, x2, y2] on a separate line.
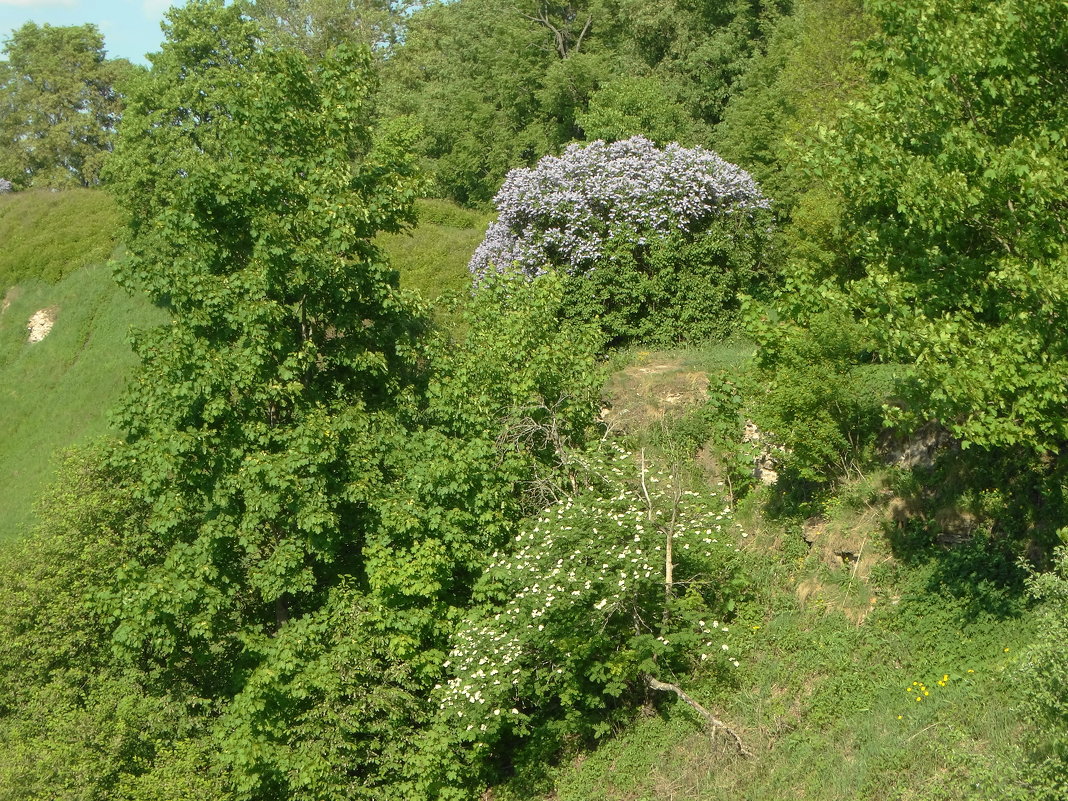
[0, 0, 189, 65]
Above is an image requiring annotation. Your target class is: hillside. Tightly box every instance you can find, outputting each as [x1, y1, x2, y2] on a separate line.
[0, 191, 160, 539]
[477, 344, 1041, 801]
[0, 190, 486, 540]
[0, 0, 1063, 792]
[0, 191, 1060, 800]
[0, 184, 1060, 799]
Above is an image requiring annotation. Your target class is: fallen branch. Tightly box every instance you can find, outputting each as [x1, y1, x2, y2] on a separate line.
[646, 676, 752, 758]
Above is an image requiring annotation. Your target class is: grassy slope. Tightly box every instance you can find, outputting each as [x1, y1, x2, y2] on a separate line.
[0, 190, 1039, 798]
[0, 189, 122, 287]
[0, 269, 163, 541]
[378, 198, 491, 299]
[494, 349, 1038, 801]
[0, 190, 157, 540]
[532, 541, 1032, 801]
[0, 192, 487, 541]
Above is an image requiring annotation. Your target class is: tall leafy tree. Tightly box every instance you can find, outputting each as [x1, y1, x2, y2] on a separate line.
[814, 0, 1068, 451]
[106, 0, 422, 711]
[248, 0, 415, 59]
[0, 23, 136, 188]
[106, 2, 433, 794]
[104, 3, 601, 795]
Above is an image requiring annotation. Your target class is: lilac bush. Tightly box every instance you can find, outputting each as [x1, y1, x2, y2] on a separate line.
[469, 136, 770, 282]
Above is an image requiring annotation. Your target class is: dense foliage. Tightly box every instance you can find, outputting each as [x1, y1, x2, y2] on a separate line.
[471, 137, 772, 345]
[0, 23, 136, 189]
[787, 0, 1068, 453]
[0, 0, 1066, 797]
[418, 445, 746, 795]
[248, 0, 414, 58]
[1020, 547, 1068, 799]
[382, 0, 790, 204]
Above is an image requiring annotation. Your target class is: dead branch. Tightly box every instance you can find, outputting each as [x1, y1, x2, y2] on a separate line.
[517, 2, 593, 59]
[646, 676, 752, 758]
[663, 464, 682, 624]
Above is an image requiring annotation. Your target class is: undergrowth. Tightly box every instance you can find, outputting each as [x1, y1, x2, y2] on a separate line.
[515, 480, 1039, 801]
[501, 344, 1055, 801]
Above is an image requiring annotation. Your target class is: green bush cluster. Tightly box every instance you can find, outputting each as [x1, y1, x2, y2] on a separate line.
[1019, 547, 1068, 800]
[746, 305, 897, 495]
[418, 445, 747, 796]
[561, 216, 773, 348]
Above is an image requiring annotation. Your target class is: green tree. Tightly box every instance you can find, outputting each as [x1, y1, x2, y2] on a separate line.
[382, 0, 787, 205]
[812, 0, 1068, 451]
[105, 2, 432, 794]
[248, 0, 415, 59]
[578, 75, 706, 145]
[104, 3, 602, 796]
[0, 23, 137, 188]
[715, 0, 873, 211]
[107, 0, 422, 664]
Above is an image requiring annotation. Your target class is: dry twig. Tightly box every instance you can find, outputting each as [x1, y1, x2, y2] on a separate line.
[646, 676, 752, 758]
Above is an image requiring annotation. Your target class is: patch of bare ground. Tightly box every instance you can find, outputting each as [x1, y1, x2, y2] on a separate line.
[27, 306, 58, 343]
[1, 286, 18, 316]
[601, 353, 708, 434]
[794, 499, 898, 625]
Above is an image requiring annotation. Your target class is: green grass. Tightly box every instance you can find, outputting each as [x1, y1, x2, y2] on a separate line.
[490, 476, 1040, 801]
[0, 189, 121, 287]
[0, 264, 162, 540]
[377, 198, 491, 299]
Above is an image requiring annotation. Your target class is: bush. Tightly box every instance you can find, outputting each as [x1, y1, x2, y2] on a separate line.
[747, 304, 897, 494]
[469, 137, 773, 347]
[418, 445, 747, 797]
[1018, 547, 1068, 799]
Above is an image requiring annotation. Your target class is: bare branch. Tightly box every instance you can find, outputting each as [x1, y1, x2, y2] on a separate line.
[646, 676, 752, 757]
[573, 14, 592, 54]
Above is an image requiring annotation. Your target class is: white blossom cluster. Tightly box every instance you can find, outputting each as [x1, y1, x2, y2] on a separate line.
[436, 444, 745, 734]
[469, 136, 770, 282]
[0, 178, 11, 194]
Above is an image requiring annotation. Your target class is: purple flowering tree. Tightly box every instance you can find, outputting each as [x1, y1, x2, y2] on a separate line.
[469, 137, 772, 345]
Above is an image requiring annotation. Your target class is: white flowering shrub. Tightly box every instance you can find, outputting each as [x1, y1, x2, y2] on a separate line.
[469, 137, 773, 345]
[419, 444, 748, 795]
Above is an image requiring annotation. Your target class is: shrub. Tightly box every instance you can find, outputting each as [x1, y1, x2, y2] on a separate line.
[418, 445, 747, 796]
[747, 304, 897, 495]
[469, 137, 773, 346]
[1018, 546, 1068, 800]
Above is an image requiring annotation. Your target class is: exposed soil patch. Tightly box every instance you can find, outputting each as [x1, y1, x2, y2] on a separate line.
[1, 286, 17, 316]
[27, 306, 58, 343]
[602, 354, 709, 433]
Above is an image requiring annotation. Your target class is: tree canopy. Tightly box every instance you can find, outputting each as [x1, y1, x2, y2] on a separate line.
[0, 22, 136, 188]
[382, 0, 789, 205]
[812, 0, 1068, 451]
